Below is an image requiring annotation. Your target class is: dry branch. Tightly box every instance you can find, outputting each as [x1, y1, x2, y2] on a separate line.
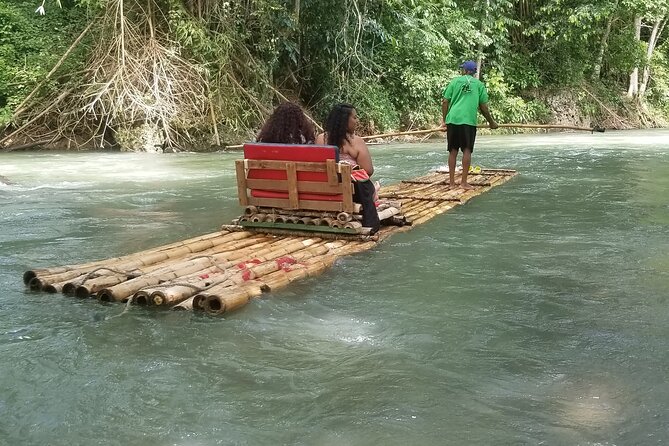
[10, 22, 94, 122]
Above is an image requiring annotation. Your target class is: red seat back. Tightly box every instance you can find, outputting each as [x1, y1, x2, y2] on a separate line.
[244, 143, 339, 184]
[237, 143, 354, 211]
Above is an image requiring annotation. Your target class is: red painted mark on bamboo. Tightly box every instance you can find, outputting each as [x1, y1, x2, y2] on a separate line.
[237, 258, 262, 269]
[275, 256, 298, 271]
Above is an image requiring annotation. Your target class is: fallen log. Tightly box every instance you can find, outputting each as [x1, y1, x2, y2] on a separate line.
[0, 138, 55, 153]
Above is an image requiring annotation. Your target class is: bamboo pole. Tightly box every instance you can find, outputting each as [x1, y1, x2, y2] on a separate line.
[38, 273, 86, 293]
[98, 237, 320, 302]
[202, 288, 253, 315]
[148, 283, 200, 306]
[133, 290, 152, 306]
[94, 236, 274, 302]
[201, 242, 335, 315]
[195, 254, 312, 312]
[225, 124, 601, 150]
[361, 127, 444, 140]
[171, 296, 194, 311]
[397, 200, 422, 213]
[144, 236, 294, 306]
[199, 241, 336, 299]
[23, 230, 236, 286]
[411, 202, 460, 225]
[261, 255, 339, 292]
[192, 294, 207, 311]
[42, 282, 65, 294]
[129, 236, 296, 305]
[360, 123, 604, 141]
[480, 123, 605, 132]
[376, 207, 401, 221]
[67, 234, 271, 298]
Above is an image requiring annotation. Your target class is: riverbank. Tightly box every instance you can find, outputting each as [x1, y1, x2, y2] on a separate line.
[1, 88, 666, 153]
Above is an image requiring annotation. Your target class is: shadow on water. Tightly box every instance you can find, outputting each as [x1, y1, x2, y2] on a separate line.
[1, 130, 668, 445]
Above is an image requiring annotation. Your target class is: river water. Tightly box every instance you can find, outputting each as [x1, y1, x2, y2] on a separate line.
[1, 130, 668, 445]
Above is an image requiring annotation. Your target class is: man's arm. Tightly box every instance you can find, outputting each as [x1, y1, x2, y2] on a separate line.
[479, 103, 498, 129]
[441, 99, 449, 128]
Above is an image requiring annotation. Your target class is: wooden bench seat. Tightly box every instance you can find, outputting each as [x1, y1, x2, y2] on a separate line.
[235, 142, 357, 213]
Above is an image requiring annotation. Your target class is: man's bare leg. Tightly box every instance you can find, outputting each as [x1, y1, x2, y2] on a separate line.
[448, 149, 458, 188]
[461, 148, 474, 190]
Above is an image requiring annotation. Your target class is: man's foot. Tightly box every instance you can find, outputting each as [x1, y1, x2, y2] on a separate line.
[449, 182, 456, 189]
[460, 182, 474, 190]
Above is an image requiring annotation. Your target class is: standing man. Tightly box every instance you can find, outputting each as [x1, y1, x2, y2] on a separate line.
[441, 60, 498, 189]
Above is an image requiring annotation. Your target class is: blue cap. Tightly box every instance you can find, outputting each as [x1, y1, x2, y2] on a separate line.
[460, 60, 477, 73]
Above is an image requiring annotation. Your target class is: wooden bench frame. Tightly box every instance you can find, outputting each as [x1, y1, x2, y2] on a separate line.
[235, 143, 359, 214]
[235, 145, 360, 213]
[236, 159, 355, 212]
[232, 143, 405, 237]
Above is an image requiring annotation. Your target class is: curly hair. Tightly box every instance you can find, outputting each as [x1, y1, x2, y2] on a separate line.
[256, 102, 315, 144]
[324, 103, 355, 148]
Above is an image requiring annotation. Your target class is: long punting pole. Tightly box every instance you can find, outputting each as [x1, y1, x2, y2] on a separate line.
[360, 123, 605, 140]
[223, 123, 603, 149]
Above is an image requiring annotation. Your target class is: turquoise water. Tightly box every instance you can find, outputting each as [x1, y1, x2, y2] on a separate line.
[1, 130, 668, 445]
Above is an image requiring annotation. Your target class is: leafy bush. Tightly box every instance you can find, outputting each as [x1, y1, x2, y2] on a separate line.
[0, 1, 87, 126]
[484, 69, 550, 124]
[315, 77, 400, 134]
[646, 47, 669, 117]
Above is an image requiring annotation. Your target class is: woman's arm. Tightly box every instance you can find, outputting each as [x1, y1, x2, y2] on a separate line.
[315, 133, 325, 144]
[352, 136, 374, 176]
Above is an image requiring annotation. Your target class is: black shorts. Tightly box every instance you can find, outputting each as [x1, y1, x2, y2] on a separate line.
[446, 124, 477, 153]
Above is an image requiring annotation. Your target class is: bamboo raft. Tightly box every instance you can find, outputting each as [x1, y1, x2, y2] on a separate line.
[22, 168, 517, 315]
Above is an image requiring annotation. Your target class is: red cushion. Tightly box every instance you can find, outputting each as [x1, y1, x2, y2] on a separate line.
[251, 189, 344, 201]
[244, 143, 339, 183]
[244, 143, 340, 162]
[243, 143, 344, 199]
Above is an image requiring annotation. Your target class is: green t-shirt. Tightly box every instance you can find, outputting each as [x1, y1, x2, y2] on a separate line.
[442, 75, 489, 126]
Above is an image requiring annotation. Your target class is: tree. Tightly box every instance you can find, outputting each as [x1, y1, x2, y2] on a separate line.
[626, 0, 668, 98]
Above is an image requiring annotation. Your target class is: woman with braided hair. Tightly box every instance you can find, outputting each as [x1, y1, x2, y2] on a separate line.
[316, 103, 380, 233]
[256, 102, 315, 144]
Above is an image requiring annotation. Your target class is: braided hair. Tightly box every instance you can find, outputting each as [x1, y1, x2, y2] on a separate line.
[257, 102, 315, 144]
[323, 103, 356, 149]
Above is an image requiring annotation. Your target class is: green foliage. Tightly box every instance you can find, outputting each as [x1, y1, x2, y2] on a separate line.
[1, 0, 668, 145]
[0, 0, 87, 126]
[74, 0, 106, 11]
[497, 51, 541, 91]
[646, 46, 669, 115]
[317, 77, 400, 133]
[0, 2, 41, 122]
[605, 27, 647, 78]
[484, 69, 550, 124]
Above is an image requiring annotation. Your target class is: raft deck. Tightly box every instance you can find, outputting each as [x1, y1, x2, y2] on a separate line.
[23, 168, 517, 315]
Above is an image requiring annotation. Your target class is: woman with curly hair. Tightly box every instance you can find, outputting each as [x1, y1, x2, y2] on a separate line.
[316, 103, 380, 233]
[257, 102, 315, 144]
